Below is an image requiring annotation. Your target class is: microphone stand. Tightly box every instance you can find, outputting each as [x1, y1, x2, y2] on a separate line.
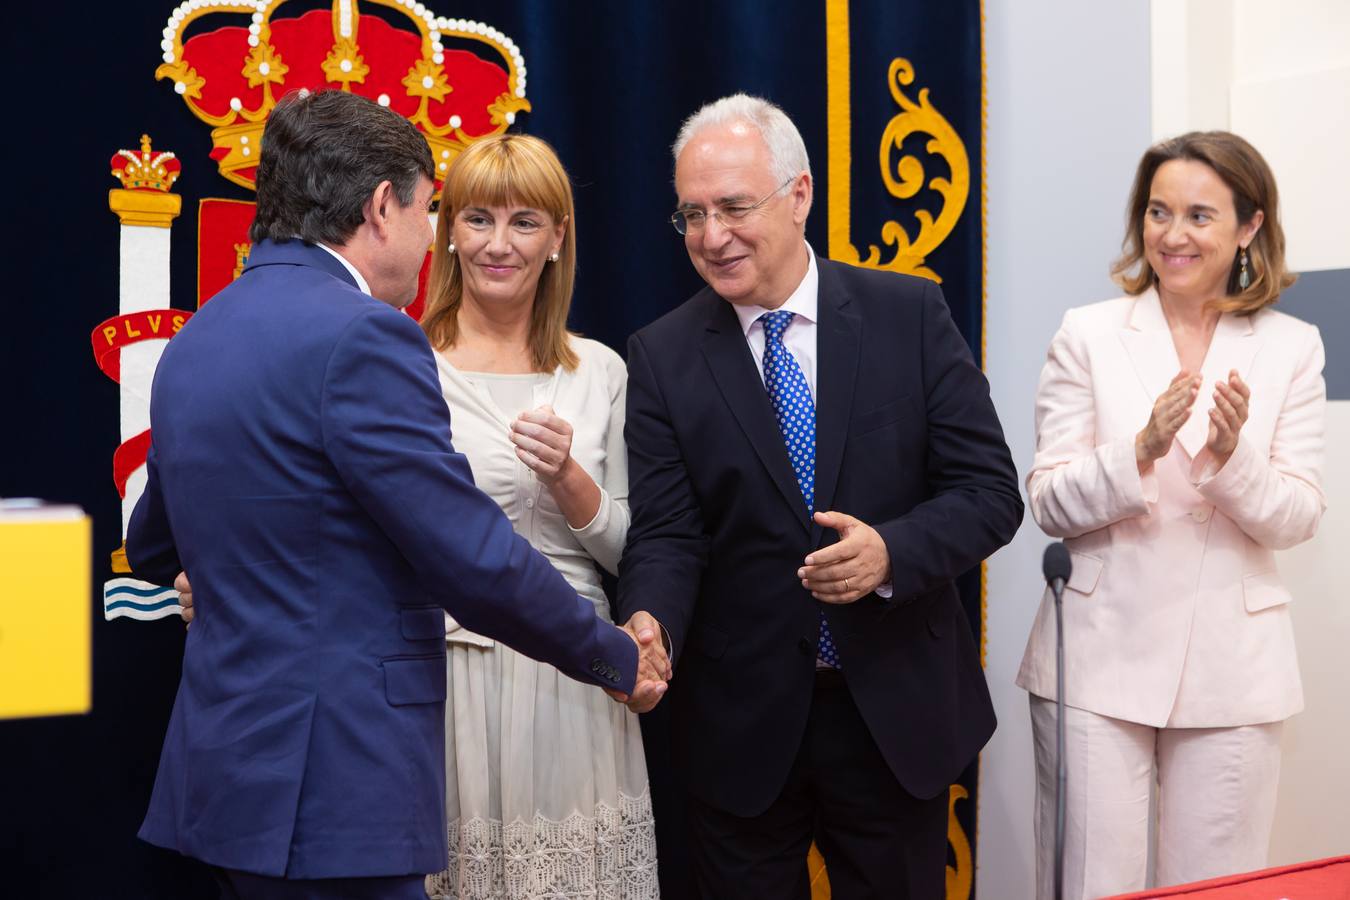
[1051, 570, 1067, 900]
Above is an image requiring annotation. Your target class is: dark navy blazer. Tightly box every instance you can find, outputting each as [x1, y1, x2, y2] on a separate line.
[128, 239, 637, 878]
[619, 257, 1023, 816]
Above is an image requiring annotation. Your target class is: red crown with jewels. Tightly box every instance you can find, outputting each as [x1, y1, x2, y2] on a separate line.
[155, 0, 531, 191]
[110, 134, 183, 192]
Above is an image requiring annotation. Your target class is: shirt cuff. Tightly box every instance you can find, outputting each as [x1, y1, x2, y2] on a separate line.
[1139, 464, 1160, 504]
[568, 488, 611, 538]
[875, 582, 893, 599]
[1192, 436, 1257, 499]
[1116, 436, 1159, 506]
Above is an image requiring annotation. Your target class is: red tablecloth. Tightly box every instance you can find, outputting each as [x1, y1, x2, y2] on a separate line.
[1105, 854, 1350, 899]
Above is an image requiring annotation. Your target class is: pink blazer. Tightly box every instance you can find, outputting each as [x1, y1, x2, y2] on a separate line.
[1017, 290, 1326, 727]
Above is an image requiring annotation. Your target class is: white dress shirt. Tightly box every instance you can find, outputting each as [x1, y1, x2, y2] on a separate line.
[733, 242, 819, 397]
[316, 242, 372, 295]
[732, 243, 892, 600]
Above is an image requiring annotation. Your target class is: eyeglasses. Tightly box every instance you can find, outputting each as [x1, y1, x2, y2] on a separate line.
[669, 177, 796, 236]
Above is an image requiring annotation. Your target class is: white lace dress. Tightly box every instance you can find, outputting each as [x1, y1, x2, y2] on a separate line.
[425, 338, 659, 900]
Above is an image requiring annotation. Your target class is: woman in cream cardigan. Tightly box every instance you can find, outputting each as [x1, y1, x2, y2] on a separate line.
[1018, 131, 1325, 898]
[419, 135, 658, 899]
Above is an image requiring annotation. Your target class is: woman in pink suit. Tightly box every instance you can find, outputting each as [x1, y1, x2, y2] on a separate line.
[1018, 131, 1326, 899]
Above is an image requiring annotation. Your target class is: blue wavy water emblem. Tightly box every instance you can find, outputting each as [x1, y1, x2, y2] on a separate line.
[103, 578, 181, 621]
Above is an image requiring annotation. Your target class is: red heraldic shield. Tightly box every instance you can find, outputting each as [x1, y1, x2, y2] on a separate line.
[198, 198, 432, 316]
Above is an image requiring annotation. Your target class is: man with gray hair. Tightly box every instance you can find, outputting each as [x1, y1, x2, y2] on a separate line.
[618, 93, 1022, 897]
[128, 89, 668, 900]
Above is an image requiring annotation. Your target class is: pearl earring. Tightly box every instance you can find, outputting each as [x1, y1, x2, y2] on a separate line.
[549, 251, 560, 263]
[1238, 248, 1250, 289]
[447, 241, 457, 254]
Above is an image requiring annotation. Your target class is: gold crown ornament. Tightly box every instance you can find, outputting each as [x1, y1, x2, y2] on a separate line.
[108, 135, 183, 226]
[155, 0, 531, 190]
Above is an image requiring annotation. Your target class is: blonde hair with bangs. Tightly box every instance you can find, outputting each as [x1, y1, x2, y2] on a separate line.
[422, 133, 579, 371]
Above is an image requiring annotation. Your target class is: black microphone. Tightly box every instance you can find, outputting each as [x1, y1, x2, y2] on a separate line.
[1043, 541, 1072, 592]
[1042, 540, 1073, 900]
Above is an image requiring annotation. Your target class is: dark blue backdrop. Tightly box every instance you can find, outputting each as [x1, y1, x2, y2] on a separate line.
[1, 2, 983, 896]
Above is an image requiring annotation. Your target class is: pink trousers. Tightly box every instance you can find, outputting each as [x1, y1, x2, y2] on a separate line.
[1030, 695, 1282, 899]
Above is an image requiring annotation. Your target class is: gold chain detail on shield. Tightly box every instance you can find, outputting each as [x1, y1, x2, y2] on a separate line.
[837, 58, 970, 283]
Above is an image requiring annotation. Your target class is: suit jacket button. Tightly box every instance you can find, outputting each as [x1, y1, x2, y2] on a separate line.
[797, 638, 813, 656]
[591, 660, 603, 673]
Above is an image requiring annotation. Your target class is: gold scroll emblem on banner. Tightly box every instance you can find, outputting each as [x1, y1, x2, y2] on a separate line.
[818, 3, 977, 899]
[825, 6, 970, 283]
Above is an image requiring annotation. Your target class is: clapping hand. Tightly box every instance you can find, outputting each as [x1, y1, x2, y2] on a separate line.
[797, 510, 891, 604]
[605, 611, 672, 714]
[176, 571, 193, 629]
[1136, 370, 1201, 468]
[1205, 369, 1250, 467]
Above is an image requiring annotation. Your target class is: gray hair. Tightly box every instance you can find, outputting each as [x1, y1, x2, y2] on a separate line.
[672, 93, 811, 184]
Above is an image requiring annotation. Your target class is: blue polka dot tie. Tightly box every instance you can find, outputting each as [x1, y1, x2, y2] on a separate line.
[760, 310, 841, 669]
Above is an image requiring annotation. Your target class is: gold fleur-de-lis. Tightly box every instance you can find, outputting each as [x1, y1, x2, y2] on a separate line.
[154, 60, 205, 100]
[487, 91, 530, 127]
[403, 58, 452, 102]
[323, 36, 370, 87]
[242, 42, 288, 89]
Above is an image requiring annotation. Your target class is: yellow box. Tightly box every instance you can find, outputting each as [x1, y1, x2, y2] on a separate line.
[0, 508, 92, 719]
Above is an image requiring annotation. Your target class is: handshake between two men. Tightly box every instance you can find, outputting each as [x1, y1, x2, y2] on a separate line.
[608, 610, 672, 713]
[169, 504, 890, 719]
[173, 571, 674, 714]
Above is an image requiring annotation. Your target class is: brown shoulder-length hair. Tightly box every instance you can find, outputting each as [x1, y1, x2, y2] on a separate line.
[1111, 130, 1295, 314]
[421, 133, 579, 371]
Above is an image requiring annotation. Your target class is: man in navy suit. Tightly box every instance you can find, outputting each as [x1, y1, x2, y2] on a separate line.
[618, 94, 1022, 898]
[127, 90, 668, 899]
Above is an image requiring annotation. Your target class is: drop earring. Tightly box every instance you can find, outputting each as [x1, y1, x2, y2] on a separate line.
[447, 241, 457, 254]
[1238, 248, 1250, 289]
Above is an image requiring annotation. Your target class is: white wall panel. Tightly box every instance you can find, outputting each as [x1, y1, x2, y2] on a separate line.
[982, 4, 1152, 897]
[1271, 400, 1350, 864]
[1231, 66, 1350, 273]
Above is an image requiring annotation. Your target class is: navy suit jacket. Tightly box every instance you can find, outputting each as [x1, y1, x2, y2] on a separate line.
[619, 256, 1023, 816]
[127, 239, 637, 878]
